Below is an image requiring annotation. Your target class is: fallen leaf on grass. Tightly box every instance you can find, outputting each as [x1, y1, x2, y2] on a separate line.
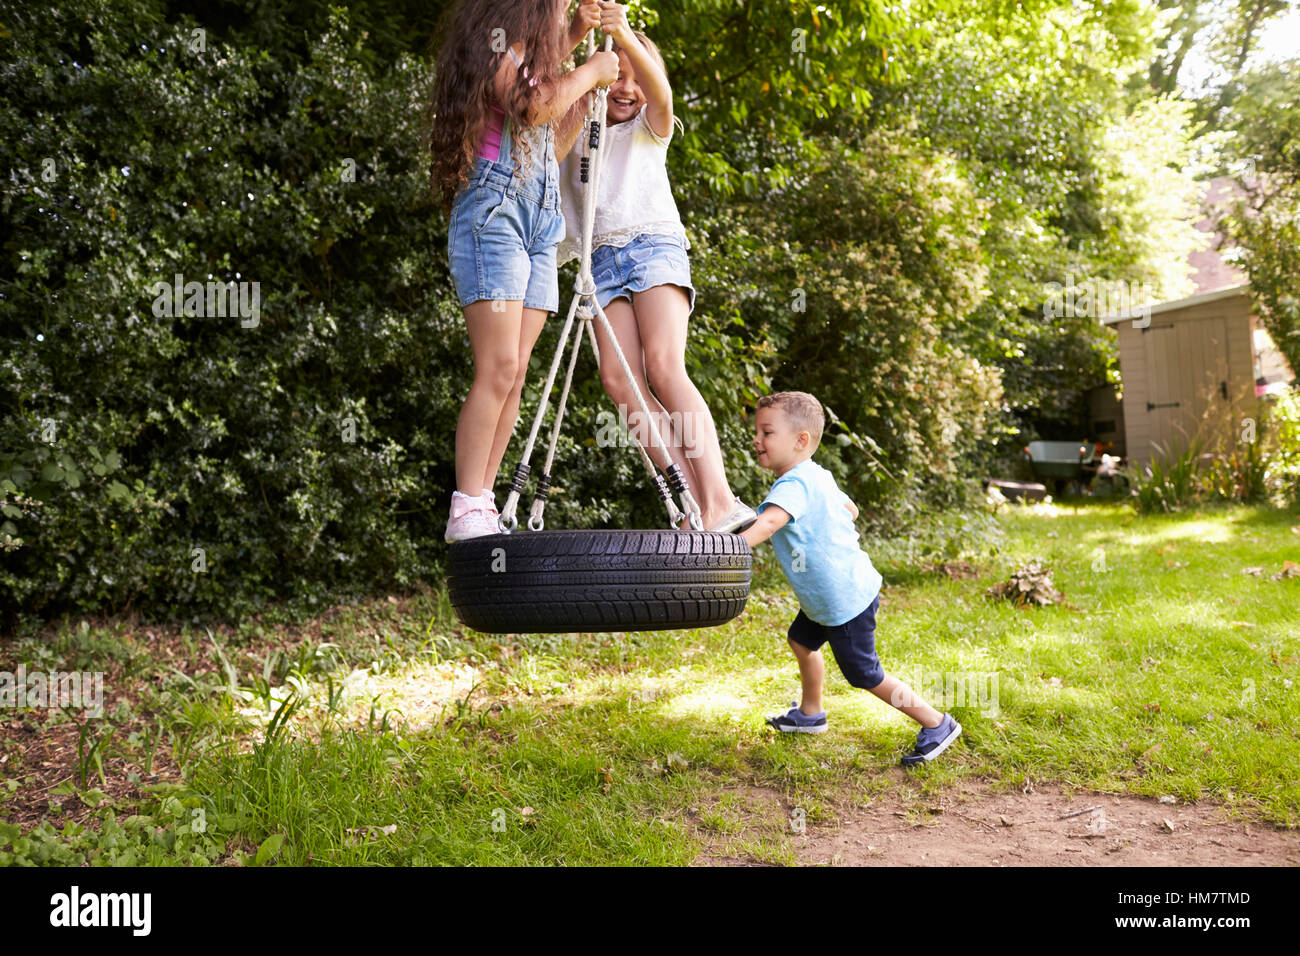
[1272, 561, 1300, 581]
[987, 561, 1064, 607]
[344, 824, 397, 843]
[1241, 566, 1265, 576]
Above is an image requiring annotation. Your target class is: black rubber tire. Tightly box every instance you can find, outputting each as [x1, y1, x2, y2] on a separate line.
[446, 529, 752, 634]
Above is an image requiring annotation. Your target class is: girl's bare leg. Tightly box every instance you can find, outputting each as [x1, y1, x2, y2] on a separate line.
[458, 299, 526, 496]
[482, 305, 549, 491]
[592, 296, 691, 477]
[633, 284, 735, 527]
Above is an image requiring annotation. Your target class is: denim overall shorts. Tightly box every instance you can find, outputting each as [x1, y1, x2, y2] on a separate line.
[447, 116, 565, 313]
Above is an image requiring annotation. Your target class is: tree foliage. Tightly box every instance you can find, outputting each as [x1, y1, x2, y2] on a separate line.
[1224, 59, 1300, 377]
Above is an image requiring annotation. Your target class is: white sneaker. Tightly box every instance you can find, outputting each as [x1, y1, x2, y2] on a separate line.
[707, 497, 758, 533]
[445, 492, 497, 542]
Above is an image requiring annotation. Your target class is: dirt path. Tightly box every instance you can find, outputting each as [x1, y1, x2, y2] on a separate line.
[697, 778, 1300, 866]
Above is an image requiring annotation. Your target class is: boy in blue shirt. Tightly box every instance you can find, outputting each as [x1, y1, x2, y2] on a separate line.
[740, 391, 962, 766]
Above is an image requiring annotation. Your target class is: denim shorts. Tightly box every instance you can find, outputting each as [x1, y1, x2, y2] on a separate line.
[787, 596, 885, 690]
[447, 156, 565, 313]
[590, 232, 695, 316]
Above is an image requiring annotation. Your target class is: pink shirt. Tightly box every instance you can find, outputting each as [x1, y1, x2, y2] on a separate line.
[477, 47, 535, 162]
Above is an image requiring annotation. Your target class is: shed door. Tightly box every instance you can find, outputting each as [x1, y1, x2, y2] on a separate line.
[1142, 317, 1228, 456]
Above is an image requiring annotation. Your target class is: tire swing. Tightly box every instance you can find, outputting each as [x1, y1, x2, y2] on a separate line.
[447, 31, 752, 635]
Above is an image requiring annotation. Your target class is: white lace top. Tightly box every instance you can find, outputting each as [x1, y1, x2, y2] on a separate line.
[558, 103, 689, 265]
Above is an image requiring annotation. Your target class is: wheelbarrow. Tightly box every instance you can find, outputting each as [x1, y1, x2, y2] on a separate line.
[1023, 441, 1097, 496]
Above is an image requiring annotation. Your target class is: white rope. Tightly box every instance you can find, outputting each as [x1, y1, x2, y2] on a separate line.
[529, 312, 587, 530]
[499, 28, 703, 533]
[498, 291, 581, 531]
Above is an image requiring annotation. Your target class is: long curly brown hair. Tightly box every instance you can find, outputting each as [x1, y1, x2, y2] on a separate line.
[426, 0, 570, 214]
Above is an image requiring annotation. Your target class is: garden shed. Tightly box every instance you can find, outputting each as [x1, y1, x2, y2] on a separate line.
[1102, 283, 1293, 465]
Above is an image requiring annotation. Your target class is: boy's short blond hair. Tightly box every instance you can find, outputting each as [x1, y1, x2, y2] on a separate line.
[757, 391, 825, 450]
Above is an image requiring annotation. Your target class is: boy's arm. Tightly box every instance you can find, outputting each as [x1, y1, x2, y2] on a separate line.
[741, 505, 791, 549]
[845, 499, 859, 521]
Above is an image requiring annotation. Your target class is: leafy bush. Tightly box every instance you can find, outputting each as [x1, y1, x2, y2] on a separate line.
[864, 501, 1006, 572]
[1205, 437, 1268, 505]
[1125, 391, 1300, 514]
[1126, 441, 1205, 514]
[690, 130, 1003, 514]
[1261, 387, 1300, 507]
[0, 3, 468, 627]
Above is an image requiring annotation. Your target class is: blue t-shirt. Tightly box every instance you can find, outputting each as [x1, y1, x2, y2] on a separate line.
[758, 458, 882, 626]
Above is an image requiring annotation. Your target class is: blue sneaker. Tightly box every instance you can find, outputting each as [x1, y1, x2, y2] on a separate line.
[901, 713, 962, 766]
[766, 702, 828, 734]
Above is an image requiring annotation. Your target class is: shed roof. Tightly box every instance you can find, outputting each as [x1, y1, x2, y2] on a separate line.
[1099, 282, 1250, 327]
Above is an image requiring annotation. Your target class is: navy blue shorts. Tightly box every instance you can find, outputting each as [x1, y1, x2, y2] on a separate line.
[787, 596, 885, 690]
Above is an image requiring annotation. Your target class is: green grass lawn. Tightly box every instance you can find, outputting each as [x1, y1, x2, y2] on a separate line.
[2, 502, 1297, 865]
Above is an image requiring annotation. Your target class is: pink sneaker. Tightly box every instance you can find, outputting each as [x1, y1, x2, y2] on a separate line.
[445, 492, 496, 542]
[480, 488, 499, 519]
